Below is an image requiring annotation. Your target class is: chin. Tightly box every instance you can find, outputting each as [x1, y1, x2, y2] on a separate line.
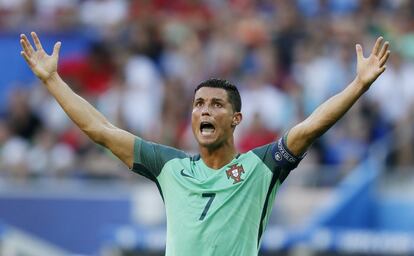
[197, 138, 215, 147]
[197, 136, 222, 149]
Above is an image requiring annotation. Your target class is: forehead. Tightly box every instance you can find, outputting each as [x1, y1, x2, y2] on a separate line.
[194, 87, 229, 102]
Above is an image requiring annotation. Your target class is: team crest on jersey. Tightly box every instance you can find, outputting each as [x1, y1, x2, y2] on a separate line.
[226, 164, 245, 184]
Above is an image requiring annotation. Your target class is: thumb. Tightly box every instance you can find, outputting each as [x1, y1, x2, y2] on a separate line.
[52, 41, 61, 57]
[355, 44, 364, 61]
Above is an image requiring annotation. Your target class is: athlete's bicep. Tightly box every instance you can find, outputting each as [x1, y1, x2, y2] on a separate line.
[101, 125, 135, 169]
[285, 122, 313, 156]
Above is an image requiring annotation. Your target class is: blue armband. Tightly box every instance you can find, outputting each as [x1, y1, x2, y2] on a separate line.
[271, 135, 306, 171]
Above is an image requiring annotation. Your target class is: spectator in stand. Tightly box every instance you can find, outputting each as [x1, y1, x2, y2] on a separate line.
[1, 0, 414, 181]
[59, 42, 116, 97]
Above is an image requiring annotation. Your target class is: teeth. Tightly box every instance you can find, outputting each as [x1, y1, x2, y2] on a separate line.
[201, 128, 215, 135]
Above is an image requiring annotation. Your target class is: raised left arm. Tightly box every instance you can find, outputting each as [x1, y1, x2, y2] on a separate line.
[286, 37, 390, 156]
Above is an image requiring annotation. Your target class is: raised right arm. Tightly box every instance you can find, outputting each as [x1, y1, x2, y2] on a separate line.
[20, 32, 135, 169]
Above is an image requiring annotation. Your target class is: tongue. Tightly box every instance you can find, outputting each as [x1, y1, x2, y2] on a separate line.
[201, 127, 215, 135]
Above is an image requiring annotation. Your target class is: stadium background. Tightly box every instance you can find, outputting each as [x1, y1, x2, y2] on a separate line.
[0, 0, 414, 255]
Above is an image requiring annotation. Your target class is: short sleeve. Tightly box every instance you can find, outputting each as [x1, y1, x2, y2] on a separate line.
[271, 134, 306, 171]
[252, 134, 306, 181]
[131, 137, 188, 182]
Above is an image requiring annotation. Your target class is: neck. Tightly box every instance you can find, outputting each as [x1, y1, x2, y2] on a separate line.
[199, 139, 237, 170]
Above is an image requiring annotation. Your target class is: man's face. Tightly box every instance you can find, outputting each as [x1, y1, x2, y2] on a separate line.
[191, 87, 241, 149]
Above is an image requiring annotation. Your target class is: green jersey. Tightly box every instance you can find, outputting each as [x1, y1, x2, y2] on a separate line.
[131, 135, 304, 256]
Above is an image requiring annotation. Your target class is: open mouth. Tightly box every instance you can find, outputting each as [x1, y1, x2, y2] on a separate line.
[200, 121, 215, 136]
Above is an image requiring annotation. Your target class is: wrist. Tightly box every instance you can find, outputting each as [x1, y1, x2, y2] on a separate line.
[353, 75, 371, 93]
[42, 71, 60, 86]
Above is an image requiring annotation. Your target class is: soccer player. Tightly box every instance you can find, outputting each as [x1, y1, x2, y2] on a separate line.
[20, 32, 389, 255]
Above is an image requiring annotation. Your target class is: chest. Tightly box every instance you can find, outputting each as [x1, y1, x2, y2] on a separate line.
[158, 157, 274, 201]
[158, 158, 275, 223]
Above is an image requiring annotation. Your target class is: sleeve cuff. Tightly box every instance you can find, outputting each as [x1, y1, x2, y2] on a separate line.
[271, 135, 306, 170]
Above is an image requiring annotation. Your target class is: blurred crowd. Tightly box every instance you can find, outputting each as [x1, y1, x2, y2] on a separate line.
[0, 0, 414, 183]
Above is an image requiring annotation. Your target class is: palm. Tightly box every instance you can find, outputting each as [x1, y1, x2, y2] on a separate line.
[355, 37, 390, 88]
[31, 49, 57, 78]
[20, 32, 61, 81]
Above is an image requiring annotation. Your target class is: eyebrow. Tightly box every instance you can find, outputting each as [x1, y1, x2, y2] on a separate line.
[193, 97, 227, 105]
[211, 98, 225, 102]
[194, 97, 204, 102]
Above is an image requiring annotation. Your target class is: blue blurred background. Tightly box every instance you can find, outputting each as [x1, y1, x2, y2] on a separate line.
[0, 0, 414, 255]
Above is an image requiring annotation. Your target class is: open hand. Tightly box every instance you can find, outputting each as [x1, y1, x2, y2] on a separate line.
[356, 37, 390, 90]
[20, 32, 61, 82]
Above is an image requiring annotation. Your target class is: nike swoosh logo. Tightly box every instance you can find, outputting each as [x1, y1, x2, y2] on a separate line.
[180, 169, 196, 179]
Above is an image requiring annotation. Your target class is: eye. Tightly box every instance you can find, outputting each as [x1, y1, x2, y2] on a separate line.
[214, 103, 222, 108]
[195, 101, 203, 107]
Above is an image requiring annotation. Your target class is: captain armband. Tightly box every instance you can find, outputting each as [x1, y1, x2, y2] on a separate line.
[271, 135, 306, 171]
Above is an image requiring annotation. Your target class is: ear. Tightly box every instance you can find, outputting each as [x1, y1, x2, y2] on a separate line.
[231, 112, 242, 127]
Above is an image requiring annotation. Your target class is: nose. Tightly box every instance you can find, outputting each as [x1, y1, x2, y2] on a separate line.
[201, 105, 210, 116]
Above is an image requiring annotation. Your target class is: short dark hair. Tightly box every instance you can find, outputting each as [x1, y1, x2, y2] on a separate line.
[194, 78, 242, 112]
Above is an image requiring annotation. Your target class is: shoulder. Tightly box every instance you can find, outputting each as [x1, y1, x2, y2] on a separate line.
[250, 135, 306, 171]
[134, 137, 188, 161]
[132, 137, 190, 179]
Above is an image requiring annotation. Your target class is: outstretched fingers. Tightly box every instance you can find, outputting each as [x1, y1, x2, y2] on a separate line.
[20, 50, 34, 68]
[20, 34, 34, 56]
[52, 41, 61, 57]
[372, 36, 383, 57]
[378, 41, 389, 59]
[31, 31, 43, 51]
[380, 50, 390, 67]
[370, 36, 390, 69]
[355, 44, 364, 61]
[19, 34, 35, 67]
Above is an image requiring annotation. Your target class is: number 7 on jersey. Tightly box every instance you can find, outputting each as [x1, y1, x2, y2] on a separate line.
[199, 193, 216, 221]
